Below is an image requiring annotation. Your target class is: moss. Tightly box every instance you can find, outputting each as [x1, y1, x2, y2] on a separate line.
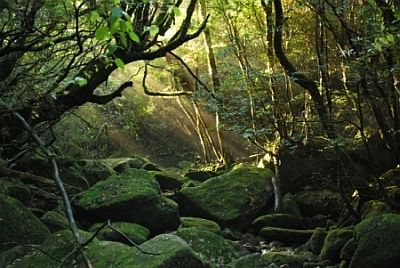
[180, 166, 274, 227]
[309, 227, 328, 255]
[296, 190, 341, 218]
[150, 170, 188, 191]
[79, 160, 115, 186]
[360, 200, 392, 219]
[88, 222, 150, 245]
[282, 193, 302, 217]
[0, 181, 32, 206]
[259, 226, 313, 244]
[180, 217, 221, 233]
[319, 228, 353, 263]
[349, 213, 400, 268]
[231, 252, 306, 268]
[252, 213, 303, 233]
[0, 194, 50, 252]
[41, 210, 69, 233]
[175, 228, 239, 266]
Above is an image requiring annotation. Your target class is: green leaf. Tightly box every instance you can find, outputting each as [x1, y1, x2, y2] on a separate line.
[173, 7, 181, 17]
[74, 77, 88, 87]
[149, 25, 159, 37]
[123, 21, 133, 33]
[115, 58, 125, 70]
[107, 43, 117, 54]
[111, 6, 123, 18]
[90, 11, 100, 23]
[128, 32, 140, 43]
[386, 34, 395, 43]
[95, 26, 110, 41]
[120, 33, 128, 48]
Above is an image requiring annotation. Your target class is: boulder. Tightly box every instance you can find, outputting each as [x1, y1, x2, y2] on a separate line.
[0, 194, 50, 252]
[360, 200, 392, 219]
[319, 228, 353, 263]
[113, 157, 147, 173]
[251, 213, 303, 233]
[349, 213, 400, 268]
[281, 193, 302, 217]
[1, 231, 208, 268]
[0, 180, 32, 206]
[184, 170, 217, 182]
[309, 227, 328, 255]
[231, 252, 306, 268]
[175, 228, 239, 267]
[150, 170, 188, 192]
[259, 226, 314, 244]
[340, 238, 355, 262]
[180, 166, 274, 229]
[41, 210, 69, 232]
[79, 160, 115, 186]
[88, 222, 150, 245]
[73, 168, 180, 234]
[296, 190, 342, 218]
[180, 217, 221, 233]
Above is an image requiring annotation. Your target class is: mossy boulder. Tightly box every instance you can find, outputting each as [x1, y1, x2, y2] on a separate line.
[79, 160, 115, 186]
[113, 157, 147, 173]
[88, 222, 150, 245]
[184, 170, 217, 182]
[360, 200, 392, 219]
[0, 194, 50, 252]
[282, 193, 302, 217]
[231, 252, 306, 268]
[296, 190, 342, 218]
[73, 168, 180, 234]
[349, 213, 400, 268]
[340, 238, 355, 262]
[259, 226, 314, 244]
[309, 227, 328, 255]
[0, 180, 32, 206]
[252, 213, 303, 233]
[175, 228, 239, 267]
[180, 217, 221, 233]
[319, 228, 353, 263]
[150, 170, 188, 192]
[41, 210, 69, 232]
[180, 166, 274, 229]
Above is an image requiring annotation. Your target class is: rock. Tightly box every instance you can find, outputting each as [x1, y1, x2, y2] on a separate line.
[360, 200, 392, 219]
[88, 222, 150, 245]
[349, 213, 400, 268]
[230, 252, 306, 268]
[73, 168, 180, 234]
[180, 217, 221, 233]
[180, 166, 274, 229]
[79, 160, 115, 186]
[184, 170, 217, 182]
[259, 226, 314, 244]
[150, 170, 188, 192]
[142, 162, 162, 171]
[252, 213, 303, 233]
[175, 228, 239, 267]
[0, 194, 50, 252]
[309, 227, 328, 255]
[41, 210, 69, 232]
[340, 238, 355, 262]
[296, 190, 342, 218]
[2, 231, 208, 267]
[319, 228, 353, 263]
[282, 193, 302, 217]
[113, 157, 147, 173]
[0, 180, 32, 206]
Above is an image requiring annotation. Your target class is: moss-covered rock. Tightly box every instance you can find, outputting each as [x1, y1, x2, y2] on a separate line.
[259, 226, 314, 244]
[180, 217, 221, 233]
[113, 157, 147, 173]
[231, 252, 306, 268]
[184, 170, 217, 182]
[175, 228, 239, 266]
[360, 200, 392, 219]
[349, 213, 400, 268]
[0, 180, 32, 206]
[340, 238, 355, 262]
[319, 228, 353, 263]
[296, 190, 342, 218]
[41, 210, 69, 233]
[79, 160, 115, 186]
[309, 227, 328, 255]
[252, 213, 303, 233]
[0, 194, 50, 252]
[282, 193, 302, 217]
[73, 168, 180, 234]
[88, 222, 150, 245]
[180, 166, 274, 229]
[150, 170, 188, 192]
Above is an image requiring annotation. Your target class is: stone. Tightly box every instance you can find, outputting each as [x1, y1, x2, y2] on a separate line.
[309, 227, 328, 255]
[184, 170, 217, 182]
[252, 213, 303, 233]
[180, 217, 221, 233]
[259, 226, 314, 244]
[73, 168, 180, 234]
[319, 228, 353, 263]
[360, 200, 392, 219]
[0, 180, 32, 206]
[296, 190, 342, 218]
[41, 210, 69, 232]
[0, 194, 50, 252]
[79, 160, 115, 186]
[175, 227, 239, 267]
[150, 170, 188, 192]
[113, 157, 147, 173]
[230, 252, 306, 268]
[180, 166, 274, 229]
[349, 213, 400, 268]
[88, 222, 150, 245]
[340, 238, 355, 261]
[282, 193, 302, 217]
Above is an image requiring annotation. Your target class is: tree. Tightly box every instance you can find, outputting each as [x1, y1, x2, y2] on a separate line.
[0, 0, 207, 159]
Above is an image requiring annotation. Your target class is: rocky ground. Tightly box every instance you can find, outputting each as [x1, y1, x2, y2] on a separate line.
[1, 152, 400, 268]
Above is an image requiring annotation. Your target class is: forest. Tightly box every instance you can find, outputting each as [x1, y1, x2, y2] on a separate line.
[0, 0, 400, 267]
